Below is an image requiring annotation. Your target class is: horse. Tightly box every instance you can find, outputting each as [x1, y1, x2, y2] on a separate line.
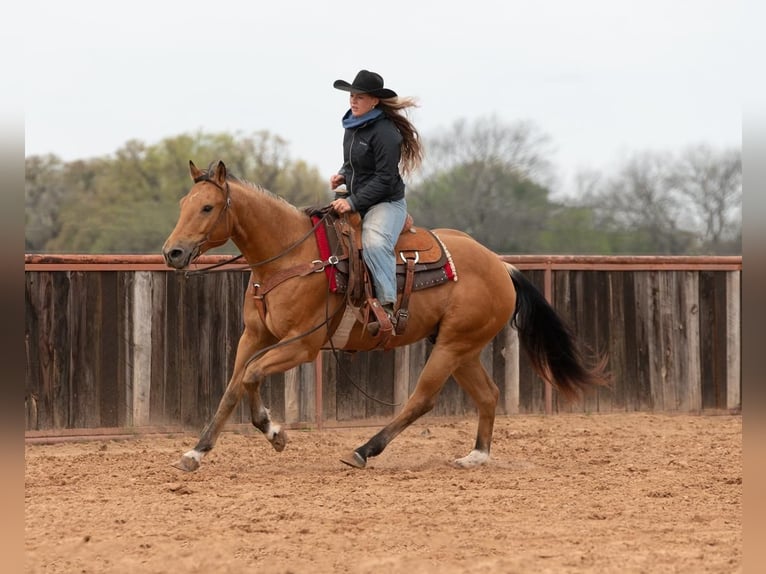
[162, 160, 609, 472]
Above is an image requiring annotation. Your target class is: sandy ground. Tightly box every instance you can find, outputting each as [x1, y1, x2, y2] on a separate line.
[25, 413, 741, 573]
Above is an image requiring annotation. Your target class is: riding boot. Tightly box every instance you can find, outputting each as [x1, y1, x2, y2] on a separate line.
[366, 302, 397, 336]
[382, 303, 397, 329]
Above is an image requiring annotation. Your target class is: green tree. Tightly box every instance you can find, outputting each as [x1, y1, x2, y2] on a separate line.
[409, 161, 552, 253]
[28, 130, 327, 253]
[25, 154, 66, 252]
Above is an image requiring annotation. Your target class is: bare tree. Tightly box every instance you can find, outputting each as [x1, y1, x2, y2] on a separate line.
[419, 115, 555, 184]
[408, 116, 555, 253]
[582, 151, 696, 254]
[668, 145, 741, 252]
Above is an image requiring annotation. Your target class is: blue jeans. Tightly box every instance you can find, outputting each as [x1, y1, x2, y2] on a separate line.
[361, 198, 407, 307]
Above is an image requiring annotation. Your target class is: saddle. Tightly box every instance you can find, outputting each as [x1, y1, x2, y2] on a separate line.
[308, 206, 457, 347]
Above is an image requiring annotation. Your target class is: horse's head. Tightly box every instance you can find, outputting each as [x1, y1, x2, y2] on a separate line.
[162, 160, 234, 269]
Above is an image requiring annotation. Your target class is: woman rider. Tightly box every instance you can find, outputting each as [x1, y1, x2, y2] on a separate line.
[330, 69, 423, 332]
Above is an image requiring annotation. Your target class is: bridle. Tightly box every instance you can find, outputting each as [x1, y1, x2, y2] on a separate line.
[180, 173, 241, 274]
[183, 174, 331, 277]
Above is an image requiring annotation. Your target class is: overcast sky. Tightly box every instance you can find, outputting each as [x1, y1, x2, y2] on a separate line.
[24, 0, 741, 195]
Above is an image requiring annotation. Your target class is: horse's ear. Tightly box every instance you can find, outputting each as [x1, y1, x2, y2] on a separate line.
[213, 160, 227, 186]
[189, 160, 204, 181]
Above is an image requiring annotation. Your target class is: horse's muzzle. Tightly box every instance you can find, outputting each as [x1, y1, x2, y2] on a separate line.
[162, 245, 194, 269]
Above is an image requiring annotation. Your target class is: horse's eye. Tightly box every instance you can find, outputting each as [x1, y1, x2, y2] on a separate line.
[202, 205, 214, 213]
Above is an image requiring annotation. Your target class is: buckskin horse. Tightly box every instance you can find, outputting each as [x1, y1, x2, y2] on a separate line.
[162, 160, 608, 472]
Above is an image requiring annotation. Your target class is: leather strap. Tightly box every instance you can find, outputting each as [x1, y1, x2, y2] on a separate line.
[251, 255, 346, 320]
[395, 252, 417, 335]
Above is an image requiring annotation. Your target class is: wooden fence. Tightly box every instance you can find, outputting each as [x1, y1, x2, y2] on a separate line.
[24, 255, 741, 438]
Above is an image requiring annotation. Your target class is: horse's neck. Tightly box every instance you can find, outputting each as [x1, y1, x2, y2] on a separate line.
[228, 182, 315, 269]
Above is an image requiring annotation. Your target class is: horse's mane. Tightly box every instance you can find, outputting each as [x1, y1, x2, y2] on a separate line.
[203, 162, 301, 214]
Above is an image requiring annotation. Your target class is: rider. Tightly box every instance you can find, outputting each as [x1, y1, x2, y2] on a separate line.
[329, 70, 423, 331]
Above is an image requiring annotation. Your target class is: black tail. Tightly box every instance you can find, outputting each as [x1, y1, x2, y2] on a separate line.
[507, 265, 609, 400]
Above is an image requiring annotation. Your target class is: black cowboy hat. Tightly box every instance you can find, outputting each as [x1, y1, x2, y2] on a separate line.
[333, 69, 397, 99]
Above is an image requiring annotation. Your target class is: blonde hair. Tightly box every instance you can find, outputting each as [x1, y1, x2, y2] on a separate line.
[377, 96, 424, 177]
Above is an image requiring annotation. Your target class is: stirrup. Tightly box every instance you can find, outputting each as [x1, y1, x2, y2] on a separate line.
[366, 302, 396, 336]
[366, 312, 397, 336]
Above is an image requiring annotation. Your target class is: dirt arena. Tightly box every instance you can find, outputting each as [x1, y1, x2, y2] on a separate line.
[25, 413, 741, 573]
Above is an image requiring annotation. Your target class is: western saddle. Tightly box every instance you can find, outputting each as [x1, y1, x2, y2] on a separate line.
[307, 206, 457, 348]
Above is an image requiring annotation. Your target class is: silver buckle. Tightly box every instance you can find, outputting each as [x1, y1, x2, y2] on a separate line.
[400, 251, 420, 264]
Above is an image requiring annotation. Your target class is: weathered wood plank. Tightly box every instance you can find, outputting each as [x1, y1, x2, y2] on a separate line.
[149, 272, 168, 424]
[366, 351, 395, 419]
[179, 274, 201, 427]
[726, 271, 741, 411]
[52, 272, 71, 429]
[334, 351, 368, 421]
[132, 272, 153, 426]
[657, 271, 677, 410]
[25, 272, 49, 430]
[162, 273, 182, 424]
[676, 272, 701, 411]
[393, 345, 411, 411]
[116, 272, 132, 428]
[594, 271, 613, 413]
[713, 272, 728, 408]
[502, 325, 520, 415]
[619, 271, 641, 411]
[606, 272, 627, 411]
[634, 271, 658, 411]
[298, 361, 316, 423]
[98, 272, 120, 428]
[284, 366, 300, 424]
[699, 272, 728, 409]
[68, 271, 101, 428]
[321, 349, 338, 422]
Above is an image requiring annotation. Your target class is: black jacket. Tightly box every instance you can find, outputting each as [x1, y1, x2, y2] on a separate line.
[338, 114, 404, 215]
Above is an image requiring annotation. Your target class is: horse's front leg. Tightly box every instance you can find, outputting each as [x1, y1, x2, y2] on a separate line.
[172, 381, 245, 472]
[246, 382, 287, 453]
[238, 334, 323, 449]
[172, 330, 262, 472]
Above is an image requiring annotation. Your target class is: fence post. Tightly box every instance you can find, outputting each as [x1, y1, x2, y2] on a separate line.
[131, 271, 153, 426]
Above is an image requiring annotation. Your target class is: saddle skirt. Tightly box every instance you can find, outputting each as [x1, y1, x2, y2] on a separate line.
[309, 209, 458, 304]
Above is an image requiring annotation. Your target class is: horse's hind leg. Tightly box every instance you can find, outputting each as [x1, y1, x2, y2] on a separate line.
[341, 345, 456, 469]
[450, 356, 500, 468]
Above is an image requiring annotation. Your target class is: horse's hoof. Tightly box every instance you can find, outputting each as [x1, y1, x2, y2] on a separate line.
[340, 450, 367, 469]
[452, 449, 490, 469]
[270, 428, 288, 452]
[171, 455, 200, 473]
